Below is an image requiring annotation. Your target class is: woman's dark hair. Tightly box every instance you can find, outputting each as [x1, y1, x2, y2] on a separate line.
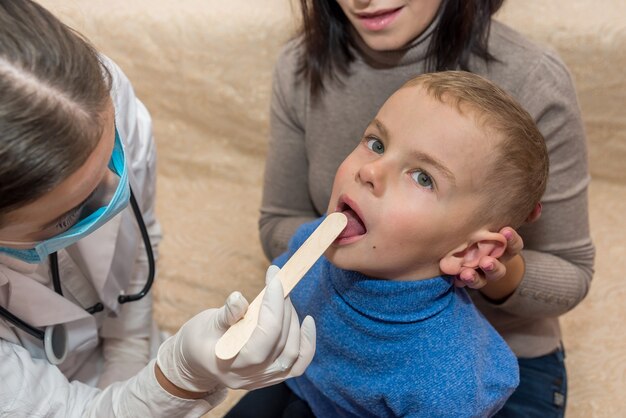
[0, 0, 112, 219]
[298, 0, 505, 96]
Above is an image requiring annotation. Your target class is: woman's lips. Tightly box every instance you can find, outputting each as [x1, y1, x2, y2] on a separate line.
[356, 7, 403, 32]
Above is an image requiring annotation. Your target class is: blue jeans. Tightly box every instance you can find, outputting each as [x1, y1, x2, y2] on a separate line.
[494, 348, 567, 418]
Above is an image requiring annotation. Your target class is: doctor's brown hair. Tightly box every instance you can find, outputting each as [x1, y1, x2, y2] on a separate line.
[0, 0, 112, 221]
[404, 71, 549, 229]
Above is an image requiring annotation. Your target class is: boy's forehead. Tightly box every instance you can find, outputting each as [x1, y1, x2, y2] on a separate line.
[383, 84, 451, 118]
[382, 84, 499, 145]
[379, 85, 470, 132]
[390, 84, 460, 114]
[392, 83, 427, 101]
[377, 85, 500, 189]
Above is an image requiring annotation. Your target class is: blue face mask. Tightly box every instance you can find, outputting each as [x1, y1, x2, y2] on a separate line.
[0, 129, 130, 264]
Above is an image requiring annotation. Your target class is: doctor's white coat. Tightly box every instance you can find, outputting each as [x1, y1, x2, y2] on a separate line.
[0, 58, 223, 417]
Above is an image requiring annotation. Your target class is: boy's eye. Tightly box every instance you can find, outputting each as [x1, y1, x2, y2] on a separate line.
[411, 170, 434, 189]
[366, 138, 384, 154]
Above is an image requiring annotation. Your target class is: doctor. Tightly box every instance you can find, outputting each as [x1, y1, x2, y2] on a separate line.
[0, 1, 315, 416]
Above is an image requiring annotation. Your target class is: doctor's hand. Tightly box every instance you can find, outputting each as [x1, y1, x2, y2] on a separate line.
[156, 266, 316, 397]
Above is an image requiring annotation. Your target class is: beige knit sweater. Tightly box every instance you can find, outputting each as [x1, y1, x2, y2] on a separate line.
[259, 20, 595, 358]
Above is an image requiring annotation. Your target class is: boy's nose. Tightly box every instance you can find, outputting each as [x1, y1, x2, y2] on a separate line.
[356, 159, 386, 196]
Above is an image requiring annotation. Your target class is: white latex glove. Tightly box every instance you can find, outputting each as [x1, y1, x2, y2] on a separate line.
[156, 266, 316, 393]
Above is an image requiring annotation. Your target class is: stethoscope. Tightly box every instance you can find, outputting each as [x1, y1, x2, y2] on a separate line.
[0, 187, 154, 364]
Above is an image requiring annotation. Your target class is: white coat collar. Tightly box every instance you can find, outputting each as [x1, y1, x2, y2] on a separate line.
[66, 211, 125, 312]
[1, 265, 90, 327]
[0, 266, 99, 354]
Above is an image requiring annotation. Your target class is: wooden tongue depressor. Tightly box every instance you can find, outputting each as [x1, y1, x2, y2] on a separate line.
[215, 212, 348, 360]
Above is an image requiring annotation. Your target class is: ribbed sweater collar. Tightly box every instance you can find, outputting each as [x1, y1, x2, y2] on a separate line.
[349, 13, 439, 68]
[326, 263, 454, 324]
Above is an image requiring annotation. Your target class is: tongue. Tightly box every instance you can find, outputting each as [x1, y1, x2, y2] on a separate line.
[337, 209, 366, 239]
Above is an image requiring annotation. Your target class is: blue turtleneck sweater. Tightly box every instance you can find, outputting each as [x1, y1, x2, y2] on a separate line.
[274, 218, 519, 418]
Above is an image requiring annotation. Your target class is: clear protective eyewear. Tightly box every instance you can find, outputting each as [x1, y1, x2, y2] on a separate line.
[0, 167, 121, 249]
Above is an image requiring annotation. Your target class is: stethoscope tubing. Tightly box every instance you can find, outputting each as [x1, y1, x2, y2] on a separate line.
[118, 188, 155, 304]
[0, 304, 45, 341]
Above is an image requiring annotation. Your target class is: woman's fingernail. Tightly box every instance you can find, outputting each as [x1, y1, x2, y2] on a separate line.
[503, 230, 513, 240]
[484, 263, 494, 272]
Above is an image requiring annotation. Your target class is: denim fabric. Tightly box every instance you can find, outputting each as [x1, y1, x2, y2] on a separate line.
[495, 348, 567, 418]
[224, 383, 314, 418]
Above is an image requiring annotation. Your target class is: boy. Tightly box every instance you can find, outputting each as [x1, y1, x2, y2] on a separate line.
[228, 71, 548, 417]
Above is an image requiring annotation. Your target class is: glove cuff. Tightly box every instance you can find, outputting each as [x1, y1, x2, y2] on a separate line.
[156, 334, 222, 394]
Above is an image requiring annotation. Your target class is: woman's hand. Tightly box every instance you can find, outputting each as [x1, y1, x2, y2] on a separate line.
[453, 227, 525, 298]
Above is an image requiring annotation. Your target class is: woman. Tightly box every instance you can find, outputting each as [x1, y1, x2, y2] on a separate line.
[259, 0, 594, 415]
[0, 1, 314, 416]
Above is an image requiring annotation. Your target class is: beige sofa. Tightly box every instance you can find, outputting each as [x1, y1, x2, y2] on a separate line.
[40, 0, 626, 416]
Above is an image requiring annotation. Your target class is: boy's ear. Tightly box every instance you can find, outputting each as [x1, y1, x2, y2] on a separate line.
[439, 230, 507, 274]
[525, 202, 542, 224]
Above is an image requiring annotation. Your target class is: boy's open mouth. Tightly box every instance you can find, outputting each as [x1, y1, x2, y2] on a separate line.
[336, 198, 367, 240]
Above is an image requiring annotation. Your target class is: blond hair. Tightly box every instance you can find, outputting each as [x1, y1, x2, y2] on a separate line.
[404, 71, 549, 229]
